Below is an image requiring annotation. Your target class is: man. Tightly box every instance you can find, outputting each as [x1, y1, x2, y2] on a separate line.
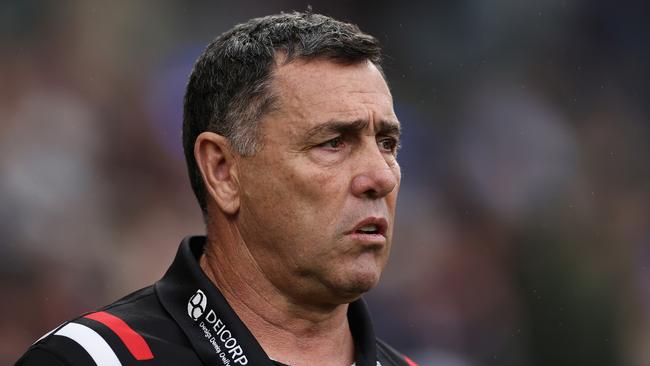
[16, 12, 416, 366]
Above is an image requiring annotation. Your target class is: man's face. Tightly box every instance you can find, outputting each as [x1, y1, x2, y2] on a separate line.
[236, 58, 401, 305]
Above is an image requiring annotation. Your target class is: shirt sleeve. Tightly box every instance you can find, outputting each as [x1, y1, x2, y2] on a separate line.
[15, 347, 69, 366]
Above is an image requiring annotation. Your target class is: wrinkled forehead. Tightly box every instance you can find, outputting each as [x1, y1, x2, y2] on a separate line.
[268, 58, 396, 125]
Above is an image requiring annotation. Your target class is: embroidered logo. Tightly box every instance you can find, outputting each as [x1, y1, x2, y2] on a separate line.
[187, 289, 207, 321]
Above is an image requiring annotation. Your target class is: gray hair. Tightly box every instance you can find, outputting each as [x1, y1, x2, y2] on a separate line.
[182, 11, 384, 216]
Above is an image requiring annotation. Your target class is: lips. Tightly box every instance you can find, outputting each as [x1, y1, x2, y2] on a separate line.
[347, 217, 388, 237]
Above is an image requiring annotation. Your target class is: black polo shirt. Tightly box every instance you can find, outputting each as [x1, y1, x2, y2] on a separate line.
[16, 236, 417, 366]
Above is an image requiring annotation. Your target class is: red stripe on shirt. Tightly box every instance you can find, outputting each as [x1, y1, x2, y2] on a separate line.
[85, 311, 154, 360]
[404, 355, 419, 366]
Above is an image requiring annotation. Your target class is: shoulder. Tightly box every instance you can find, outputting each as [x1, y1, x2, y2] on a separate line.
[376, 338, 419, 366]
[16, 286, 201, 366]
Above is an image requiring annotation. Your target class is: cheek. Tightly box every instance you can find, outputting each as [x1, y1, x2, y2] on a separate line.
[283, 169, 353, 248]
[309, 170, 353, 227]
[391, 164, 402, 200]
[246, 165, 335, 224]
[281, 158, 348, 202]
[242, 152, 352, 233]
[392, 159, 402, 182]
[384, 163, 401, 199]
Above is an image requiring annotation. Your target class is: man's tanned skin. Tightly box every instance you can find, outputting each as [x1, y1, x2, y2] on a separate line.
[195, 58, 400, 366]
[15, 13, 414, 366]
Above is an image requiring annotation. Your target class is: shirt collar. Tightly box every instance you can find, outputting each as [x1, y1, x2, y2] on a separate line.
[155, 236, 378, 366]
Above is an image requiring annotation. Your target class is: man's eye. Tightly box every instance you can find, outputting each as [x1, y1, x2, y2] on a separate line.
[378, 137, 398, 152]
[320, 136, 344, 149]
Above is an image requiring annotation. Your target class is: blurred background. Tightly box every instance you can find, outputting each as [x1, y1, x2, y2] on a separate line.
[1, 0, 649, 365]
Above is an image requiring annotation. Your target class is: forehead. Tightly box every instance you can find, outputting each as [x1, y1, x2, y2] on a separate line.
[268, 58, 396, 127]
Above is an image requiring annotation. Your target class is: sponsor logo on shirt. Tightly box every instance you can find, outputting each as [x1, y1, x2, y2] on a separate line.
[188, 289, 249, 365]
[188, 289, 207, 320]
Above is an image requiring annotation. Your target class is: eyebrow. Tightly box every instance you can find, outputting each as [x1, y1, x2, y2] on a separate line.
[304, 118, 401, 140]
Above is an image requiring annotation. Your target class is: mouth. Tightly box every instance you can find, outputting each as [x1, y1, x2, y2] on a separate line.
[346, 217, 388, 239]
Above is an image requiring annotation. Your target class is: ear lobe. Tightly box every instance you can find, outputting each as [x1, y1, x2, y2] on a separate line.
[194, 132, 240, 215]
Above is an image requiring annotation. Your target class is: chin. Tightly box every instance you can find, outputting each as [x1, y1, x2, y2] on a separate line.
[319, 253, 387, 302]
[347, 275, 380, 294]
[332, 268, 382, 301]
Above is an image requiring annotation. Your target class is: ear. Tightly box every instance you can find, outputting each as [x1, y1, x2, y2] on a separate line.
[194, 132, 240, 215]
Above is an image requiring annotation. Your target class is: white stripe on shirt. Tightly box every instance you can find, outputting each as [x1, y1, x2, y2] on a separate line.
[54, 322, 122, 366]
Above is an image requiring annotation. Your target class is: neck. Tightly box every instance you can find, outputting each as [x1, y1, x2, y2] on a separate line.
[200, 222, 355, 366]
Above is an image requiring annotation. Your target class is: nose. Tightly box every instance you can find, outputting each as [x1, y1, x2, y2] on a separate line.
[351, 148, 399, 199]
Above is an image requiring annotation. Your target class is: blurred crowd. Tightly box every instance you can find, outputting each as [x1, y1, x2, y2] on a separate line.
[1, 1, 649, 365]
